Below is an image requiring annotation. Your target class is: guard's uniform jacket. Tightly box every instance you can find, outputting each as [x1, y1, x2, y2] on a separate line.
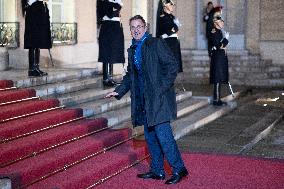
[157, 12, 183, 73]
[97, 0, 125, 64]
[208, 28, 229, 84]
[24, 0, 52, 49]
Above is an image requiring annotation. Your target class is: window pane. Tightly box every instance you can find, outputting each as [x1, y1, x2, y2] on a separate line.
[0, 0, 16, 22]
[52, 4, 62, 22]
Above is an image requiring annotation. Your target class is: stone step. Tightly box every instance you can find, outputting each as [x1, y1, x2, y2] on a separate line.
[172, 101, 237, 140]
[87, 91, 195, 127]
[57, 87, 115, 106]
[172, 92, 241, 140]
[121, 92, 240, 140]
[187, 49, 249, 57]
[34, 76, 102, 98]
[183, 67, 284, 78]
[266, 66, 284, 73]
[12, 68, 99, 88]
[230, 78, 284, 87]
[246, 119, 284, 159]
[269, 72, 284, 79]
[184, 62, 270, 69]
[79, 93, 131, 118]
[237, 109, 284, 154]
[184, 61, 266, 68]
[0, 178, 10, 189]
[80, 91, 193, 119]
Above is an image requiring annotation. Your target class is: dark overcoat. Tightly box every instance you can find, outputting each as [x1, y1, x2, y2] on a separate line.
[157, 13, 183, 73]
[98, 0, 125, 64]
[208, 28, 229, 84]
[114, 36, 178, 127]
[24, 1, 52, 49]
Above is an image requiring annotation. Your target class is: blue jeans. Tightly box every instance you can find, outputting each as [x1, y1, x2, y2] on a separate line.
[144, 121, 185, 175]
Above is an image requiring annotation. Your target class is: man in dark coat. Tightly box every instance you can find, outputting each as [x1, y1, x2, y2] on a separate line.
[22, 0, 51, 77]
[208, 6, 230, 106]
[97, 0, 125, 87]
[105, 15, 188, 185]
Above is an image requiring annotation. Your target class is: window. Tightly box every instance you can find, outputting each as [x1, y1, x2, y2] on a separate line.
[0, 0, 16, 22]
[48, 0, 75, 23]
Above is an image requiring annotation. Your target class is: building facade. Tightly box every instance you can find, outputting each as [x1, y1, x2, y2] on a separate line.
[0, 0, 283, 78]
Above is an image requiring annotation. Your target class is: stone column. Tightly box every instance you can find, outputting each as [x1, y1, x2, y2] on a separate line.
[246, 0, 260, 54]
[0, 47, 9, 71]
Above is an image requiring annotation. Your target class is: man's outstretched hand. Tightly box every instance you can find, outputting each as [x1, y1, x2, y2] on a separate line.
[105, 91, 119, 98]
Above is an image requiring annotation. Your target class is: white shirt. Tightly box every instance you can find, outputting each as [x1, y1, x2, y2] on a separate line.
[28, 0, 38, 6]
[108, 0, 123, 6]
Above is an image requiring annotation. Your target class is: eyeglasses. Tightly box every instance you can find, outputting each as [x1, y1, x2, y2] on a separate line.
[130, 25, 145, 31]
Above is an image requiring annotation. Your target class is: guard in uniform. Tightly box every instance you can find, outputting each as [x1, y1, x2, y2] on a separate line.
[208, 6, 230, 106]
[97, 0, 125, 87]
[22, 0, 51, 77]
[203, 1, 214, 57]
[156, 0, 183, 73]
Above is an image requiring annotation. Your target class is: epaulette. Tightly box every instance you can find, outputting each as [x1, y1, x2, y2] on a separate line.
[211, 28, 216, 33]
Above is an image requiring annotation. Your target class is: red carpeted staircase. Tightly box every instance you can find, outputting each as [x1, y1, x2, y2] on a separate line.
[0, 80, 147, 189]
[1, 80, 283, 189]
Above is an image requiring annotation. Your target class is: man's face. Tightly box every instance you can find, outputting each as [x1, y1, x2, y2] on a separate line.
[130, 19, 147, 41]
[208, 4, 213, 11]
[214, 19, 224, 29]
[164, 3, 174, 13]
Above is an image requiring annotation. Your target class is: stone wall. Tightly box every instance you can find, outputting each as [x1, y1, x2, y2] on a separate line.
[179, 50, 284, 87]
[4, 0, 284, 71]
[246, 0, 284, 65]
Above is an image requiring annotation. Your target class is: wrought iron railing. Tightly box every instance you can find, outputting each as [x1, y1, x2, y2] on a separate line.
[0, 22, 19, 48]
[0, 22, 77, 47]
[51, 22, 77, 46]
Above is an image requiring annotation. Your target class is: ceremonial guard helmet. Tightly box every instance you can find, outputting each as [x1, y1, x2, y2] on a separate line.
[212, 6, 223, 22]
[161, 0, 175, 6]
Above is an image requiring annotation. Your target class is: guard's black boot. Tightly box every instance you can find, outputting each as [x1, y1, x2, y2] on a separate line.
[34, 48, 48, 76]
[28, 49, 41, 77]
[212, 83, 226, 106]
[108, 63, 117, 85]
[102, 62, 116, 87]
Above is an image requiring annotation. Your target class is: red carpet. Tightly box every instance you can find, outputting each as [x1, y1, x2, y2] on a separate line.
[0, 80, 146, 189]
[27, 141, 146, 189]
[0, 80, 13, 89]
[1, 80, 283, 189]
[0, 88, 36, 103]
[0, 118, 107, 165]
[0, 109, 83, 140]
[95, 153, 284, 189]
[0, 99, 60, 121]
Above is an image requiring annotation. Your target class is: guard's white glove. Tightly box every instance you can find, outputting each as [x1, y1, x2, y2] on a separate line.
[204, 15, 209, 20]
[108, 0, 123, 6]
[222, 30, 229, 40]
[173, 18, 182, 27]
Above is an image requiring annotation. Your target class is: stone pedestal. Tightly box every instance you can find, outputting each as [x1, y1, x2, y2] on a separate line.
[0, 47, 9, 71]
